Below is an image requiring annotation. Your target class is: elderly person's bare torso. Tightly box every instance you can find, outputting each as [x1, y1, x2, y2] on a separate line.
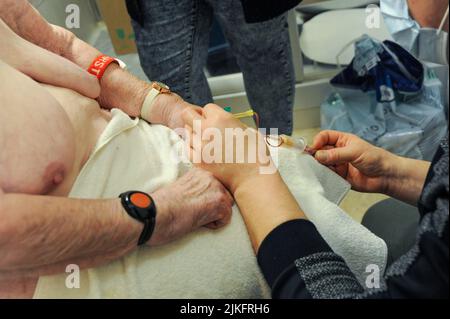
[0, 62, 112, 297]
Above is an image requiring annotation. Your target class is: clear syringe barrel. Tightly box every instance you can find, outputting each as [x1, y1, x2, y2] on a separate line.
[281, 135, 307, 152]
[266, 135, 308, 153]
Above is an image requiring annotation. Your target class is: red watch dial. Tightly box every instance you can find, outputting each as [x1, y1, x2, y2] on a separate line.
[130, 192, 151, 208]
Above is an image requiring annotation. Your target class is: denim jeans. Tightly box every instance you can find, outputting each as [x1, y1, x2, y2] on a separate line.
[126, 0, 295, 134]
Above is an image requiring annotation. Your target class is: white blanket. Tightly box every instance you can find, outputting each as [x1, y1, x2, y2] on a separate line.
[34, 109, 387, 299]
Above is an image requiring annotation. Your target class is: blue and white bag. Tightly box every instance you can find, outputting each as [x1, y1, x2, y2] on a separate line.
[321, 35, 448, 160]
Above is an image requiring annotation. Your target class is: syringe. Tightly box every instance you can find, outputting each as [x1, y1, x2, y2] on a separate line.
[266, 135, 310, 153]
[227, 107, 313, 154]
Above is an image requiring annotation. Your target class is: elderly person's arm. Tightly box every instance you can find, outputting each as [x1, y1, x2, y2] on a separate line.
[0, 168, 233, 278]
[0, 0, 193, 129]
[0, 59, 233, 280]
[0, 18, 100, 99]
[0, 193, 141, 277]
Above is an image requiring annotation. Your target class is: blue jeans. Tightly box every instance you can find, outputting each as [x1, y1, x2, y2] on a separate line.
[126, 0, 295, 134]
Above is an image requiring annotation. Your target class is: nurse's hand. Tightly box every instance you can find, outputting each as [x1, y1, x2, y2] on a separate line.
[311, 130, 430, 205]
[181, 103, 274, 194]
[148, 168, 234, 246]
[311, 130, 391, 194]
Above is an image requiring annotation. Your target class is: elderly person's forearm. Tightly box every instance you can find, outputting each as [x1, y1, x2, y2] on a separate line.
[0, 0, 188, 128]
[0, 193, 142, 274]
[0, 0, 144, 114]
[0, 18, 100, 99]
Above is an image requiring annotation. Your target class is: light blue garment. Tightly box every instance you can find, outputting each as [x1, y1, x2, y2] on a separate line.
[380, 0, 449, 115]
[380, 0, 449, 65]
[416, 28, 449, 66]
[380, 0, 420, 52]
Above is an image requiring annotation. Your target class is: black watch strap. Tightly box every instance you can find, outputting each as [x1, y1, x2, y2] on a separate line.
[119, 191, 157, 246]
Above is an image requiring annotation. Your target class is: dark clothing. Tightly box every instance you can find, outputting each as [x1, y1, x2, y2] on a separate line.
[257, 137, 449, 299]
[362, 199, 420, 267]
[240, 0, 302, 23]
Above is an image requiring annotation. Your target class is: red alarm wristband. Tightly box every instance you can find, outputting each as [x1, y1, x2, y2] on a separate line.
[87, 55, 119, 80]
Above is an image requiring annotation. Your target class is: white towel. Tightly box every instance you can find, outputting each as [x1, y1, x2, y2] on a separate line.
[34, 109, 387, 299]
[273, 147, 388, 283]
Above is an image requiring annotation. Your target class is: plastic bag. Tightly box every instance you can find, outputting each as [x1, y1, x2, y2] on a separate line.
[321, 35, 448, 160]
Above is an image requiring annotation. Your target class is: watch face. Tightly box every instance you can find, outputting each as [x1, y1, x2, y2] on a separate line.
[154, 81, 170, 90]
[130, 192, 152, 209]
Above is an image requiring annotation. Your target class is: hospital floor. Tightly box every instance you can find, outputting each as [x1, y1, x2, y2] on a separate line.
[292, 127, 388, 223]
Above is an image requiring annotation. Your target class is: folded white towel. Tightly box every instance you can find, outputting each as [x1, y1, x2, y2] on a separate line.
[34, 109, 387, 298]
[273, 147, 388, 284]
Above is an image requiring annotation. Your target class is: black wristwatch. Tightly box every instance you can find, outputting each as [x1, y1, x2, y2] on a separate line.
[119, 191, 157, 246]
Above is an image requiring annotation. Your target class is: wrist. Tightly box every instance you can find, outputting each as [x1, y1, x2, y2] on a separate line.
[98, 61, 120, 84]
[142, 91, 185, 125]
[232, 170, 274, 196]
[115, 198, 143, 249]
[382, 153, 430, 205]
[377, 150, 402, 194]
[146, 189, 172, 246]
[96, 63, 149, 117]
[231, 169, 276, 196]
[234, 172, 306, 250]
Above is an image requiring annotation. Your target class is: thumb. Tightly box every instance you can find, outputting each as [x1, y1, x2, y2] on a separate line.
[315, 146, 356, 165]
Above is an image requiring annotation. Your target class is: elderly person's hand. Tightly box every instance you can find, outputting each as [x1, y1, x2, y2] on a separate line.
[181, 103, 274, 194]
[0, 19, 100, 99]
[144, 92, 203, 130]
[311, 130, 431, 205]
[148, 168, 234, 246]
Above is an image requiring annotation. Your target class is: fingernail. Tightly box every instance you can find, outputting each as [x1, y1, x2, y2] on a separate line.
[305, 146, 316, 155]
[316, 151, 328, 162]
